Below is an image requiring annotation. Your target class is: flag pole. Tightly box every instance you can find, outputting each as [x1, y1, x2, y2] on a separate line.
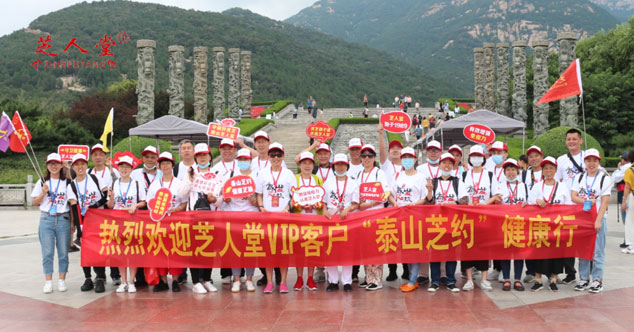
[580, 95, 588, 151]
[8, 116, 44, 182]
[16, 111, 44, 178]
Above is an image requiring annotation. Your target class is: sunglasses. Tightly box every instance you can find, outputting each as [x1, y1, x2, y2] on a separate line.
[269, 152, 284, 158]
[361, 154, 376, 159]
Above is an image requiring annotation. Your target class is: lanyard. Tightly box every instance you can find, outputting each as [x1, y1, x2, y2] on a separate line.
[75, 178, 89, 207]
[48, 178, 61, 204]
[392, 163, 402, 176]
[270, 169, 282, 192]
[319, 167, 330, 182]
[336, 178, 348, 207]
[438, 179, 452, 202]
[361, 167, 375, 183]
[585, 173, 598, 198]
[454, 168, 460, 177]
[300, 175, 313, 187]
[542, 182, 557, 203]
[428, 164, 439, 179]
[160, 177, 173, 190]
[118, 179, 133, 206]
[471, 170, 484, 195]
[223, 161, 236, 174]
[495, 167, 504, 181]
[145, 171, 156, 188]
[507, 182, 519, 204]
[92, 167, 106, 178]
[258, 158, 269, 170]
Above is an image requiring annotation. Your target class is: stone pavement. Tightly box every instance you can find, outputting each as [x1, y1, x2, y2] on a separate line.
[1, 205, 634, 331]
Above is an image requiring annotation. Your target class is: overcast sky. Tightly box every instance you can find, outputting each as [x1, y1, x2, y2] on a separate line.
[0, 0, 317, 37]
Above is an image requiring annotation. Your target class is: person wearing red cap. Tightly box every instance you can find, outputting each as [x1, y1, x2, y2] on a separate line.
[492, 158, 529, 292]
[106, 156, 147, 293]
[131, 146, 159, 194]
[32, 153, 76, 294]
[522, 146, 544, 187]
[527, 156, 571, 292]
[88, 144, 119, 191]
[251, 131, 287, 174]
[571, 148, 612, 293]
[294, 140, 332, 183]
[416, 140, 442, 182]
[486, 141, 508, 184]
[448, 144, 467, 177]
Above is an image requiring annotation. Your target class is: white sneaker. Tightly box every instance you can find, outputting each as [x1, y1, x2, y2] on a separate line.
[115, 283, 127, 293]
[58, 279, 67, 292]
[231, 281, 241, 293]
[128, 283, 137, 293]
[480, 280, 493, 291]
[43, 281, 53, 294]
[627, 247, 634, 254]
[487, 269, 500, 281]
[203, 281, 218, 292]
[462, 280, 474, 291]
[192, 282, 208, 294]
[221, 276, 231, 284]
[498, 272, 504, 283]
[246, 280, 256, 292]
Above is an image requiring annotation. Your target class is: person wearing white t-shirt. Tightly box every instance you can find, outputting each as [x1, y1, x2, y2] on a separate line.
[251, 130, 286, 174]
[427, 153, 461, 293]
[571, 148, 612, 294]
[448, 144, 467, 178]
[523, 145, 544, 187]
[416, 140, 442, 182]
[146, 152, 189, 293]
[555, 128, 586, 190]
[131, 146, 160, 194]
[88, 144, 119, 190]
[323, 154, 360, 293]
[175, 140, 195, 181]
[255, 142, 296, 294]
[457, 145, 494, 291]
[492, 159, 529, 292]
[487, 141, 508, 184]
[32, 153, 77, 294]
[106, 156, 146, 294]
[347, 138, 364, 181]
[527, 156, 571, 292]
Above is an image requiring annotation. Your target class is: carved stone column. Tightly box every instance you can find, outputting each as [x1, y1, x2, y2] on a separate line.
[193, 46, 208, 123]
[240, 50, 252, 118]
[135, 40, 156, 125]
[212, 47, 226, 121]
[495, 43, 510, 116]
[473, 48, 484, 110]
[511, 41, 527, 122]
[228, 48, 241, 119]
[168, 45, 185, 118]
[483, 43, 496, 111]
[532, 40, 550, 137]
[558, 33, 579, 127]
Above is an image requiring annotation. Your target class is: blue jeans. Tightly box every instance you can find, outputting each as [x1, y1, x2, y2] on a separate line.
[501, 260, 523, 280]
[232, 268, 255, 277]
[579, 217, 606, 281]
[38, 211, 71, 275]
[431, 261, 456, 285]
[408, 263, 421, 285]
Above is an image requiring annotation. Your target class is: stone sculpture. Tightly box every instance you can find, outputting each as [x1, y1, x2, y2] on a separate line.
[135, 40, 156, 125]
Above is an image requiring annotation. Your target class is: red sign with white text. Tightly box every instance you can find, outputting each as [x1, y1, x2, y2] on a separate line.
[380, 111, 411, 133]
[250, 106, 266, 118]
[148, 188, 172, 222]
[463, 123, 496, 144]
[306, 121, 335, 142]
[58, 145, 90, 161]
[360, 182, 388, 202]
[207, 123, 240, 140]
[222, 175, 256, 199]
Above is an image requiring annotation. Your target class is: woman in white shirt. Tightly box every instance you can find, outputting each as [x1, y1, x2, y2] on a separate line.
[32, 153, 76, 294]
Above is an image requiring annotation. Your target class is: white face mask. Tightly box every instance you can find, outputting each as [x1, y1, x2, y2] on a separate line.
[470, 156, 484, 167]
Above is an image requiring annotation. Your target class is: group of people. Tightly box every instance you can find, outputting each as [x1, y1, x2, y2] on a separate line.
[33, 125, 626, 296]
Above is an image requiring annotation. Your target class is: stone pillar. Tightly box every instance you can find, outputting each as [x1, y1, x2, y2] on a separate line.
[135, 40, 156, 125]
[212, 47, 226, 121]
[511, 41, 527, 122]
[193, 46, 208, 123]
[483, 43, 496, 111]
[240, 50, 252, 118]
[168, 45, 185, 118]
[532, 40, 550, 137]
[473, 48, 484, 110]
[495, 43, 510, 116]
[558, 33, 579, 127]
[228, 48, 241, 119]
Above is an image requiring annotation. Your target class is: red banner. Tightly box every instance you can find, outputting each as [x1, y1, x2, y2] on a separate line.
[463, 123, 495, 145]
[250, 106, 266, 118]
[380, 111, 411, 133]
[58, 144, 90, 161]
[306, 121, 335, 143]
[360, 182, 387, 202]
[81, 205, 596, 268]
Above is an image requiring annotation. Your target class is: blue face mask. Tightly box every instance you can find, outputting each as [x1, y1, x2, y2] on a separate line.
[506, 176, 518, 183]
[492, 155, 503, 165]
[334, 170, 348, 177]
[402, 158, 415, 170]
[197, 162, 210, 169]
[441, 170, 453, 177]
[237, 161, 251, 171]
[428, 158, 439, 165]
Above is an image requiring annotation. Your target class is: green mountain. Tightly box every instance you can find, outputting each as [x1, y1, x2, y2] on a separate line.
[286, 0, 621, 95]
[0, 1, 451, 108]
[589, 0, 634, 21]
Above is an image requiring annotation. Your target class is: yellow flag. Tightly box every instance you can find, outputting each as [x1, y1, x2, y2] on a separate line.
[99, 108, 113, 152]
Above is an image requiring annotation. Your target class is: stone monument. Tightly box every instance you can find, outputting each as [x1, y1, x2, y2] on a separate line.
[212, 47, 226, 121]
[168, 45, 185, 118]
[495, 43, 510, 116]
[228, 48, 241, 119]
[558, 33, 579, 127]
[511, 41, 527, 122]
[532, 40, 550, 137]
[483, 43, 496, 111]
[135, 40, 156, 125]
[240, 50, 252, 118]
[473, 48, 484, 110]
[193, 46, 208, 123]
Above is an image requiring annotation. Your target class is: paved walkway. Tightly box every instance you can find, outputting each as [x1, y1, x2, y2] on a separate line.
[1, 205, 633, 331]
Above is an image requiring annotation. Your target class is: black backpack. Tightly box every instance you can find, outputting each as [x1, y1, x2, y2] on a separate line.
[432, 176, 459, 202]
[70, 173, 107, 209]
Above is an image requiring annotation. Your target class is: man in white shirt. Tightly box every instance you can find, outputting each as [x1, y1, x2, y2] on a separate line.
[251, 130, 286, 174]
[175, 140, 195, 181]
[523, 145, 544, 188]
[348, 138, 364, 181]
[416, 140, 442, 181]
[131, 146, 160, 194]
[612, 152, 632, 248]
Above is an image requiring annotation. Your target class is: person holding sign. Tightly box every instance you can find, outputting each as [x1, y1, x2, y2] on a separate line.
[32, 153, 76, 294]
[185, 143, 220, 294]
[146, 152, 189, 292]
[571, 148, 612, 293]
[255, 143, 296, 294]
[457, 145, 495, 291]
[356, 144, 393, 291]
[323, 154, 360, 292]
[527, 156, 571, 292]
[106, 156, 146, 293]
[226, 148, 259, 293]
[291, 152, 326, 291]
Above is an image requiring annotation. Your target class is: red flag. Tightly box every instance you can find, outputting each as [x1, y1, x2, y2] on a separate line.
[537, 59, 583, 104]
[9, 111, 32, 153]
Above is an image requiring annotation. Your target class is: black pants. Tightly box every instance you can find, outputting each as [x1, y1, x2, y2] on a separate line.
[259, 267, 281, 281]
[83, 266, 106, 279]
[493, 260, 502, 271]
[191, 268, 212, 282]
[563, 258, 576, 275]
[352, 265, 360, 278]
[388, 263, 410, 276]
[524, 260, 535, 276]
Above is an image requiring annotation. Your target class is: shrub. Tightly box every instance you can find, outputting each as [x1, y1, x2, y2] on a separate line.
[236, 118, 274, 136]
[260, 100, 292, 116]
[533, 126, 603, 160]
[112, 136, 172, 157]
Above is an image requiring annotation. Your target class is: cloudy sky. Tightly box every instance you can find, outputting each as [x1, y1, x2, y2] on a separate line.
[0, 0, 317, 37]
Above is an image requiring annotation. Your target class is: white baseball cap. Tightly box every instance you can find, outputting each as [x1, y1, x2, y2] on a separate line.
[236, 148, 252, 159]
[426, 140, 442, 151]
[439, 152, 455, 164]
[316, 143, 331, 153]
[117, 155, 134, 167]
[584, 148, 601, 161]
[194, 143, 211, 155]
[46, 153, 62, 164]
[348, 138, 363, 149]
[219, 138, 235, 148]
[71, 153, 88, 165]
[141, 146, 158, 156]
[448, 144, 463, 155]
[268, 142, 284, 153]
[400, 147, 416, 158]
[90, 144, 105, 154]
[491, 141, 508, 151]
[468, 145, 486, 157]
[540, 156, 557, 168]
[157, 152, 174, 163]
[333, 153, 349, 165]
[502, 158, 519, 169]
[526, 145, 543, 156]
[299, 151, 315, 162]
[254, 130, 269, 141]
[361, 144, 376, 155]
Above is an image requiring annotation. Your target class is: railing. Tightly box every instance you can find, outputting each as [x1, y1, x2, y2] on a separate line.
[0, 175, 33, 209]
